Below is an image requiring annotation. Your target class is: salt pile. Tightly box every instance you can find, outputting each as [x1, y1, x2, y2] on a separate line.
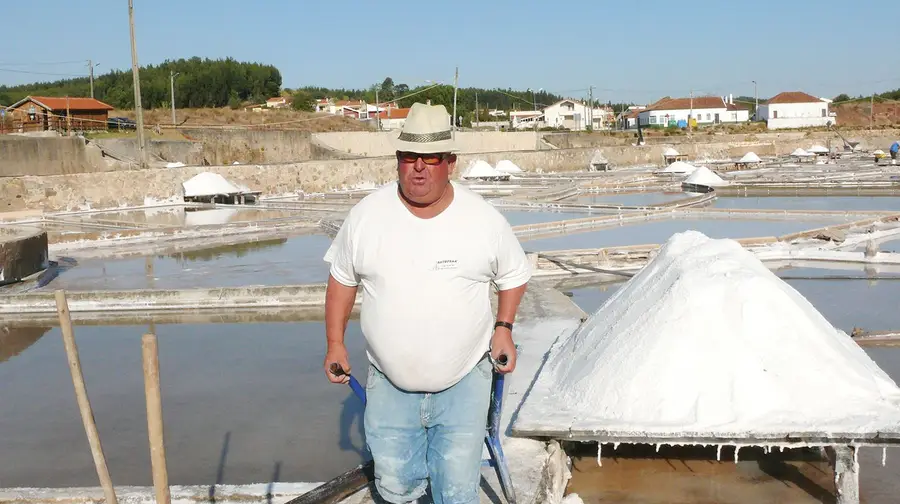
[791, 148, 812, 157]
[462, 159, 502, 179]
[182, 172, 242, 198]
[808, 144, 829, 154]
[663, 147, 680, 157]
[513, 231, 900, 438]
[495, 159, 523, 174]
[683, 166, 725, 187]
[739, 151, 761, 163]
[166, 161, 186, 168]
[661, 161, 697, 174]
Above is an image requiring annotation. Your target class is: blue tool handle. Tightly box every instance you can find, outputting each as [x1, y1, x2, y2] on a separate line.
[330, 363, 367, 404]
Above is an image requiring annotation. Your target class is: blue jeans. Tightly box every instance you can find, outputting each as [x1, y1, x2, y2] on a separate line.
[364, 356, 493, 504]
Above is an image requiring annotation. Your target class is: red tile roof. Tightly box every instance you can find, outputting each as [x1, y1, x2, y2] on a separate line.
[648, 96, 726, 111]
[766, 91, 824, 104]
[376, 107, 411, 119]
[17, 96, 114, 111]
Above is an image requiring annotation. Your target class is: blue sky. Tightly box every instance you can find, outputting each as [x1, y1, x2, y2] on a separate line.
[2, 0, 897, 104]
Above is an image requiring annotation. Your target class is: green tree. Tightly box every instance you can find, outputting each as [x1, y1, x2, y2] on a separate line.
[291, 90, 315, 111]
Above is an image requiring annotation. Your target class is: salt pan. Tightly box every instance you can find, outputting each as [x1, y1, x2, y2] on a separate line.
[661, 161, 697, 174]
[495, 159, 523, 173]
[182, 172, 242, 198]
[683, 166, 726, 187]
[739, 152, 761, 163]
[513, 231, 900, 439]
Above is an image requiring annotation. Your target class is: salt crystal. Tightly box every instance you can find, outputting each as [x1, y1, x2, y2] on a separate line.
[462, 160, 503, 179]
[734, 445, 740, 463]
[716, 445, 722, 461]
[513, 231, 900, 438]
[883, 447, 887, 467]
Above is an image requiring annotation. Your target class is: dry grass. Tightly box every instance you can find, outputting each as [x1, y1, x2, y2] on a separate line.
[110, 107, 371, 132]
[832, 101, 900, 128]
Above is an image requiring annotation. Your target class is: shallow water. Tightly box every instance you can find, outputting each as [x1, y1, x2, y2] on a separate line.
[48, 234, 333, 290]
[0, 320, 369, 487]
[520, 218, 844, 251]
[70, 207, 310, 228]
[500, 210, 597, 226]
[571, 192, 688, 206]
[713, 196, 900, 212]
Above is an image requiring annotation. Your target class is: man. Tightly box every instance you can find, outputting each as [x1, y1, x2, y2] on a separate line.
[322, 102, 531, 504]
[890, 140, 899, 165]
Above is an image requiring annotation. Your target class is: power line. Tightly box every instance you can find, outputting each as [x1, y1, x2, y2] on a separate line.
[0, 60, 87, 66]
[0, 67, 87, 77]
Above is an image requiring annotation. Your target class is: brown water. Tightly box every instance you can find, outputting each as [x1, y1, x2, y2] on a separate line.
[0, 319, 369, 487]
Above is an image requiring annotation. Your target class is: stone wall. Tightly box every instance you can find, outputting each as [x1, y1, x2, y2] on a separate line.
[0, 136, 111, 177]
[0, 227, 48, 283]
[93, 138, 206, 165]
[314, 131, 545, 157]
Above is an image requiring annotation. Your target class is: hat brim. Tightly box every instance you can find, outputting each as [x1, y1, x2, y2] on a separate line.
[390, 134, 457, 154]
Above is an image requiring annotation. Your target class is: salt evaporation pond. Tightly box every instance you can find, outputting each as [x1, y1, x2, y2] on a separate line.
[713, 196, 900, 212]
[519, 218, 848, 251]
[48, 234, 333, 290]
[0, 320, 369, 487]
[71, 207, 313, 228]
[571, 192, 688, 207]
[500, 210, 601, 226]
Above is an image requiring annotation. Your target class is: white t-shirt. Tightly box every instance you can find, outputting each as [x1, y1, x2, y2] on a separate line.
[323, 181, 532, 392]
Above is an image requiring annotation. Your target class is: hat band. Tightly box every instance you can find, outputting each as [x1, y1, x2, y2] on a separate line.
[398, 130, 451, 143]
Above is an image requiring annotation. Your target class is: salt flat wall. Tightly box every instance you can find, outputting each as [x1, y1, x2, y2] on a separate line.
[93, 138, 206, 165]
[0, 136, 111, 177]
[314, 131, 545, 157]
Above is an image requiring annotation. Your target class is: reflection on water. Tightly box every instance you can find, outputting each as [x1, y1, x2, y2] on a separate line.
[47, 235, 332, 291]
[521, 219, 844, 251]
[0, 320, 369, 487]
[0, 325, 52, 363]
[713, 196, 900, 212]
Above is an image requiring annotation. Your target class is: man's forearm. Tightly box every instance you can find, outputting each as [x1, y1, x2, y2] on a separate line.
[325, 275, 358, 347]
[496, 283, 527, 326]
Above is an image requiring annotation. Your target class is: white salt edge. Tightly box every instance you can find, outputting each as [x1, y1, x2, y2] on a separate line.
[182, 172, 242, 198]
[513, 230, 900, 437]
[561, 494, 585, 504]
[684, 166, 726, 186]
[791, 148, 812, 157]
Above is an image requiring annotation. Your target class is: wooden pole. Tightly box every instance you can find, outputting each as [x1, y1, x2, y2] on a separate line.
[142, 333, 171, 504]
[54, 290, 118, 504]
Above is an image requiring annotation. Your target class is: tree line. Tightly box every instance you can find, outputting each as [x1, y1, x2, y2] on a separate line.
[0, 57, 282, 109]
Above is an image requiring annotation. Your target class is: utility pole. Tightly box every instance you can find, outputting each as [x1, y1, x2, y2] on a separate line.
[129, 0, 147, 168]
[689, 90, 693, 135]
[752, 80, 758, 121]
[66, 96, 71, 135]
[374, 86, 380, 131]
[589, 85, 593, 131]
[87, 60, 99, 98]
[451, 66, 459, 134]
[170, 71, 179, 125]
[475, 91, 479, 126]
[870, 93, 875, 129]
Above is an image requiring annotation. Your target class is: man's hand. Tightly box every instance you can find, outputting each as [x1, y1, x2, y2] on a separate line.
[324, 343, 351, 384]
[490, 328, 517, 374]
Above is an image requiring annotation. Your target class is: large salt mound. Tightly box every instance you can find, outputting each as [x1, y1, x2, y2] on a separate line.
[684, 166, 726, 186]
[182, 172, 242, 198]
[462, 159, 500, 178]
[791, 148, 812, 157]
[513, 231, 900, 438]
[495, 159, 523, 173]
[739, 151, 761, 163]
[808, 144, 829, 154]
[661, 161, 697, 174]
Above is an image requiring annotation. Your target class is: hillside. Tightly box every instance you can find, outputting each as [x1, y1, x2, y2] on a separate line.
[111, 107, 370, 132]
[833, 101, 900, 128]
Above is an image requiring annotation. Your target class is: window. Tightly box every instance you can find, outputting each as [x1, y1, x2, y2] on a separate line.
[650, 116, 657, 124]
[773, 110, 778, 118]
[706, 113, 711, 120]
[822, 108, 826, 117]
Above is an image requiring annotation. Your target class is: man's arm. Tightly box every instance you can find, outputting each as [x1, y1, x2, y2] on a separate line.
[490, 220, 533, 373]
[324, 275, 358, 383]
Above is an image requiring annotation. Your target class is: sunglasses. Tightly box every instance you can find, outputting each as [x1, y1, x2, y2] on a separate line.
[397, 151, 447, 165]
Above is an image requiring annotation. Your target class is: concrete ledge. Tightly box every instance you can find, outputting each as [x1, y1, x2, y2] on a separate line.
[0, 226, 48, 284]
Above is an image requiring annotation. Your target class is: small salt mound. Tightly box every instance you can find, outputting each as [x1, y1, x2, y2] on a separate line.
[462, 159, 501, 179]
[791, 148, 812, 157]
[661, 161, 697, 174]
[684, 166, 725, 187]
[739, 151, 761, 163]
[495, 159, 523, 173]
[513, 231, 900, 437]
[874, 150, 885, 155]
[808, 144, 829, 154]
[663, 147, 680, 157]
[166, 161, 186, 168]
[590, 150, 608, 165]
[182, 172, 241, 198]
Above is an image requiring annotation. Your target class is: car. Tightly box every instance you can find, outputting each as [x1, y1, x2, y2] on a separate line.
[107, 117, 136, 130]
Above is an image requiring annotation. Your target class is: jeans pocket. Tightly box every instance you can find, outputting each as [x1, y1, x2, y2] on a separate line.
[366, 364, 380, 391]
[474, 356, 493, 381]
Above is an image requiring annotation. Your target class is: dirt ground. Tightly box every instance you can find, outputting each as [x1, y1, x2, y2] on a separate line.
[110, 107, 371, 132]
[565, 443, 841, 504]
[833, 102, 900, 128]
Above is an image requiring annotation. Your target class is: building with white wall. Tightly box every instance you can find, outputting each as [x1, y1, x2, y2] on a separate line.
[756, 91, 835, 129]
[638, 95, 749, 127]
[510, 110, 543, 129]
[541, 99, 611, 131]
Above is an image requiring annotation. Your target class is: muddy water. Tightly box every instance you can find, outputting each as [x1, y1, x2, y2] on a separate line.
[0, 319, 370, 487]
[713, 195, 900, 212]
[520, 218, 846, 251]
[48, 235, 333, 291]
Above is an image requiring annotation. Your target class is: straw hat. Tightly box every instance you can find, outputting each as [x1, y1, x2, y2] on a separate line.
[391, 102, 456, 154]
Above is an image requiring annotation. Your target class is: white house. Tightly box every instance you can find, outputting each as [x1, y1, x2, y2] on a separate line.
[266, 96, 291, 108]
[510, 110, 543, 129]
[374, 107, 411, 130]
[638, 95, 749, 127]
[756, 91, 835, 129]
[542, 99, 611, 131]
[618, 106, 646, 129]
